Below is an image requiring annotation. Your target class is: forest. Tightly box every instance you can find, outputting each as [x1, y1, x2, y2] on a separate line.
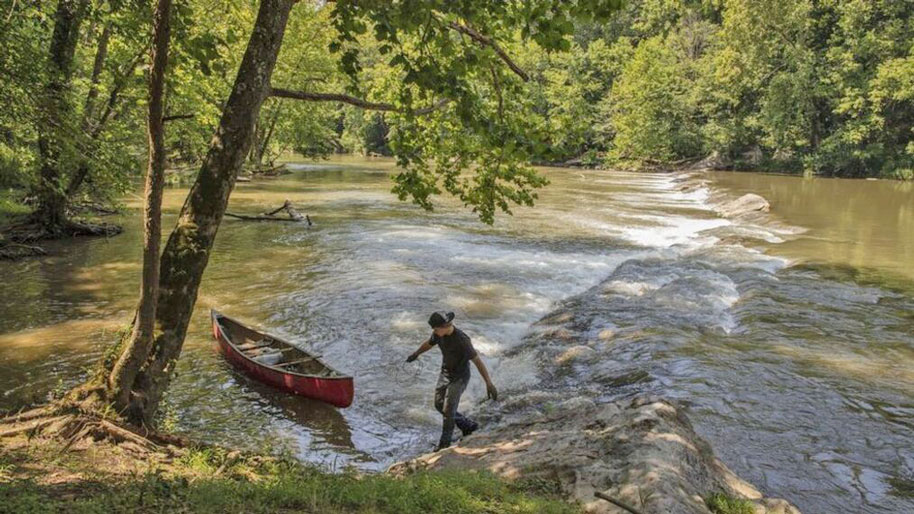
[2, 0, 912, 238]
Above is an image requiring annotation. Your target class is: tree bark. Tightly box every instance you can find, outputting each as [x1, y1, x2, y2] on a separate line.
[124, 0, 295, 424]
[258, 104, 282, 165]
[66, 47, 145, 198]
[33, 0, 88, 232]
[83, 24, 111, 128]
[62, 23, 111, 201]
[108, 0, 171, 413]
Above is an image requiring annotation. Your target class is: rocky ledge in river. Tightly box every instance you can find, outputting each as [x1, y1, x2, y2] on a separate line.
[390, 394, 799, 513]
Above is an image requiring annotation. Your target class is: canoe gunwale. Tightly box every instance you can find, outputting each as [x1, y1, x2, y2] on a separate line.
[211, 310, 352, 381]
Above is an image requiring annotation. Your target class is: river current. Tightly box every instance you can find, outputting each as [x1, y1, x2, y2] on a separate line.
[1, 157, 912, 513]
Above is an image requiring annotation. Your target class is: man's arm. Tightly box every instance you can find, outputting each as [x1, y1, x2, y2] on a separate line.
[406, 339, 433, 362]
[472, 355, 498, 401]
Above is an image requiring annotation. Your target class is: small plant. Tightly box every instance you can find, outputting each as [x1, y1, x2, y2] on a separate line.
[888, 476, 914, 498]
[0, 463, 14, 481]
[178, 447, 225, 474]
[706, 493, 754, 514]
[155, 399, 180, 434]
[514, 475, 565, 498]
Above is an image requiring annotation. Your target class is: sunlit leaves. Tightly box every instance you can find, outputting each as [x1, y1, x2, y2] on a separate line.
[322, 0, 622, 223]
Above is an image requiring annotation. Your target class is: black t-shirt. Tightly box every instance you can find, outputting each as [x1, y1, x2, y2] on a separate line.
[429, 327, 477, 380]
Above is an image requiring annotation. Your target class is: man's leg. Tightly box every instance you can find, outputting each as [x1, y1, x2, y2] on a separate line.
[455, 412, 478, 435]
[434, 373, 448, 415]
[437, 375, 468, 449]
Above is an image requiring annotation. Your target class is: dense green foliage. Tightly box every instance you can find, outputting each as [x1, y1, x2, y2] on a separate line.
[1, 0, 626, 226]
[526, 0, 914, 177]
[1, 0, 910, 229]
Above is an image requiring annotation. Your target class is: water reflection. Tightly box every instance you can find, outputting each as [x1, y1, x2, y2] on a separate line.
[710, 172, 914, 283]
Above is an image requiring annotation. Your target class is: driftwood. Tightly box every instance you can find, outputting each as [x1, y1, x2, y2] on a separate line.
[225, 199, 312, 225]
[594, 492, 646, 514]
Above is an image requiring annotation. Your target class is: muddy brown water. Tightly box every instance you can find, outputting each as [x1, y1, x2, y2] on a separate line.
[1, 157, 912, 513]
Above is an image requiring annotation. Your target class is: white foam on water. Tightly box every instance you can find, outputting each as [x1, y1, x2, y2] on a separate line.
[602, 279, 662, 296]
[389, 311, 426, 333]
[616, 216, 729, 248]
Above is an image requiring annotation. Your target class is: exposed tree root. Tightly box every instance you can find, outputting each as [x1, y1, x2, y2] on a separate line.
[0, 219, 122, 260]
[0, 400, 185, 454]
[3, 405, 58, 423]
[0, 241, 47, 260]
[0, 415, 69, 439]
[66, 220, 122, 237]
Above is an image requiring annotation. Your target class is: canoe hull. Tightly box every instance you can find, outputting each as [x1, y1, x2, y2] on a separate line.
[212, 312, 353, 408]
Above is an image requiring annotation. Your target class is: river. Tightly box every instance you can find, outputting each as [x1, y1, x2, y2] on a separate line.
[0, 157, 912, 513]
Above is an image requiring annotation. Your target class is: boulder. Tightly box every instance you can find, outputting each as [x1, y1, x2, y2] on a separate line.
[390, 396, 800, 514]
[688, 151, 731, 171]
[716, 193, 770, 218]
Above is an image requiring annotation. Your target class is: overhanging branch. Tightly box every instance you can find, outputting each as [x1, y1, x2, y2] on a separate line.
[268, 87, 448, 115]
[270, 87, 398, 111]
[445, 21, 529, 82]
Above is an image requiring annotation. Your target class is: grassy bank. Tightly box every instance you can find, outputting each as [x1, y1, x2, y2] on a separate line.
[0, 189, 29, 227]
[0, 435, 578, 514]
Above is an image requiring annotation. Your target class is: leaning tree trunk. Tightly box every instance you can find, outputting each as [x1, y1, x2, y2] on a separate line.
[108, 0, 171, 413]
[121, 0, 295, 424]
[33, 0, 88, 233]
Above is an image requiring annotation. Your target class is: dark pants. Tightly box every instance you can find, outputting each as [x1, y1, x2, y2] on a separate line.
[434, 372, 475, 448]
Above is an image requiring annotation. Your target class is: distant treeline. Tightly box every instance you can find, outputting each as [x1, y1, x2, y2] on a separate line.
[522, 0, 914, 178]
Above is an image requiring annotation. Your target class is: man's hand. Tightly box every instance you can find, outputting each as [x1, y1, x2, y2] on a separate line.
[486, 382, 498, 401]
[406, 353, 418, 363]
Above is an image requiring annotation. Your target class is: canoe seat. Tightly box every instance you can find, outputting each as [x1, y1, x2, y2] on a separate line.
[238, 339, 273, 351]
[274, 355, 320, 368]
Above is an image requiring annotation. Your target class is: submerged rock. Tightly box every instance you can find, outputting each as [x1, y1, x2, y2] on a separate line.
[555, 345, 597, 365]
[716, 193, 771, 218]
[390, 395, 800, 514]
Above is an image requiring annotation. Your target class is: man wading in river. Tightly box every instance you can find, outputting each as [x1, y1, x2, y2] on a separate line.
[406, 311, 498, 450]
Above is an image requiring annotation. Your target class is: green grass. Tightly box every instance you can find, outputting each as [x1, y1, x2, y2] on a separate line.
[706, 493, 755, 514]
[0, 189, 30, 227]
[0, 447, 580, 514]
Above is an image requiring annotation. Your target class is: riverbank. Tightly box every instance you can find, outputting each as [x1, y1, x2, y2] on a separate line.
[541, 153, 914, 181]
[0, 429, 576, 513]
[0, 393, 796, 514]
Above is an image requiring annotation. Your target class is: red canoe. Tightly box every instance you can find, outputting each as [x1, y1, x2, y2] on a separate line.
[211, 310, 353, 408]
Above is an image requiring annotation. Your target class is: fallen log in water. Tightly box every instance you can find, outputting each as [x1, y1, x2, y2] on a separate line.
[225, 199, 312, 225]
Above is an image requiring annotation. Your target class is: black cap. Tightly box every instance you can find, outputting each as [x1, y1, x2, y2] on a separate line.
[428, 311, 455, 328]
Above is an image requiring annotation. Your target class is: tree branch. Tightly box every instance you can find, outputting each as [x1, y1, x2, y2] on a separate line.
[445, 21, 529, 82]
[270, 87, 396, 110]
[163, 114, 194, 122]
[269, 87, 448, 115]
[95, 46, 146, 134]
